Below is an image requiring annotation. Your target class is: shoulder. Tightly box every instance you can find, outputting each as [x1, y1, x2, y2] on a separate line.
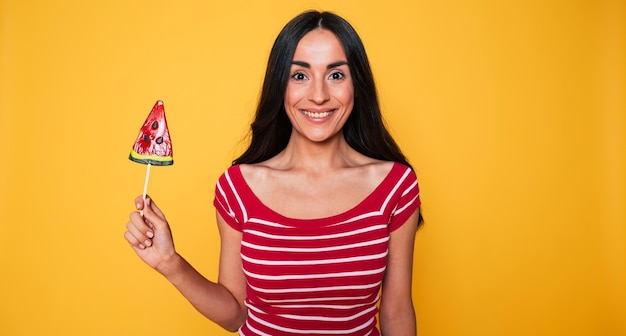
[214, 165, 248, 229]
[377, 161, 419, 203]
[215, 165, 249, 197]
[216, 165, 241, 183]
[363, 160, 413, 183]
[237, 163, 279, 188]
[348, 160, 408, 196]
[358, 160, 395, 185]
[392, 161, 416, 179]
[391, 162, 419, 195]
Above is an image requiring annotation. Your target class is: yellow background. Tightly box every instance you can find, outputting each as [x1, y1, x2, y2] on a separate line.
[1, 0, 624, 335]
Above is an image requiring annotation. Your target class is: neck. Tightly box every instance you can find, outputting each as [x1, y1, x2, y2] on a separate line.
[271, 132, 361, 172]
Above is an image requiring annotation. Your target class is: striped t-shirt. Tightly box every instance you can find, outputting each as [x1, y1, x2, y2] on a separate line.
[213, 162, 421, 335]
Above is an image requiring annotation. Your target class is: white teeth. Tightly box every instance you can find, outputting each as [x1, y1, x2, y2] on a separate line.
[302, 110, 333, 118]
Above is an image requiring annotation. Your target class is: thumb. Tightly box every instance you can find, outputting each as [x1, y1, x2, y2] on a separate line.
[143, 197, 168, 229]
[146, 196, 166, 219]
[134, 195, 145, 210]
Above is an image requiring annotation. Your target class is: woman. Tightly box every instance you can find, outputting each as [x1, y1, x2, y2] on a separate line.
[125, 10, 422, 335]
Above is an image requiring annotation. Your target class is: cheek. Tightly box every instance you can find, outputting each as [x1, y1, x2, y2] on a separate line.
[284, 85, 304, 108]
[338, 87, 355, 106]
[337, 79, 355, 104]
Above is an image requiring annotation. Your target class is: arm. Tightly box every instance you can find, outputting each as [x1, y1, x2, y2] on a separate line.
[379, 208, 420, 335]
[124, 196, 247, 332]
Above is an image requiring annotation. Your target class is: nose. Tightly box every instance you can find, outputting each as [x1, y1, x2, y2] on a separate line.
[309, 79, 330, 104]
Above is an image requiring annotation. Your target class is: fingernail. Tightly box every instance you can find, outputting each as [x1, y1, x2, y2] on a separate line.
[139, 244, 146, 249]
[146, 231, 154, 238]
[136, 203, 141, 210]
[144, 240, 152, 247]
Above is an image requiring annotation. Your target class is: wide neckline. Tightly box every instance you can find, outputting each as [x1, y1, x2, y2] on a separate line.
[233, 162, 401, 225]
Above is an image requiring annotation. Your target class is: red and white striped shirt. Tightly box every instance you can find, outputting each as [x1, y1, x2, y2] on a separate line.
[213, 162, 420, 335]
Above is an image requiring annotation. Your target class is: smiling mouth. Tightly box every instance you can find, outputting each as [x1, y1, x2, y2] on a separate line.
[301, 110, 335, 119]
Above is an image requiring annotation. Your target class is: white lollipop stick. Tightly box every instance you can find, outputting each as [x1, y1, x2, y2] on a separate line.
[141, 163, 151, 216]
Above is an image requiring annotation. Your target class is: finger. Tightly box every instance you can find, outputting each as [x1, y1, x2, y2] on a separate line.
[126, 219, 153, 247]
[129, 211, 155, 240]
[124, 228, 147, 250]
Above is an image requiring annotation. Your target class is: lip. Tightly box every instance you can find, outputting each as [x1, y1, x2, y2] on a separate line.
[299, 108, 336, 120]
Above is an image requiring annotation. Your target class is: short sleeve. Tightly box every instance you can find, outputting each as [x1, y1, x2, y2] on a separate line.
[388, 167, 421, 232]
[213, 167, 243, 232]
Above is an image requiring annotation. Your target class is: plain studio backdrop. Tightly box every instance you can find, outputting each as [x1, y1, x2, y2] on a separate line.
[1, 1, 624, 335]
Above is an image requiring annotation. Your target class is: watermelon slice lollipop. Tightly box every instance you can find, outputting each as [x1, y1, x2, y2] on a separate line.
[129, 100, 173, 166]
[129, 100, 174, 211]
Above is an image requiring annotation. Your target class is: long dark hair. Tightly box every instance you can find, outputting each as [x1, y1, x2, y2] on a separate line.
[233, 10, 411, 168]
[234, 11, 423, 225]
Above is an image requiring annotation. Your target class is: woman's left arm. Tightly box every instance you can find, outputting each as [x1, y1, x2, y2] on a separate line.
[379, 208, 420, 335]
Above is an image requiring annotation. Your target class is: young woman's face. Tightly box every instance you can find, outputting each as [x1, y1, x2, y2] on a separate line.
[284, 29, 354, 143]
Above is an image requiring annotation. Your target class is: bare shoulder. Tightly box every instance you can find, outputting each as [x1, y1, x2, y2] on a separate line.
[354, 159, 395, 192]
[359, 159, 395, 179]
[237, 163, 283, 186]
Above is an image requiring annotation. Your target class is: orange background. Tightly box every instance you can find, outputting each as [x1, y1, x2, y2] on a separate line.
[1, 1, 624, 335]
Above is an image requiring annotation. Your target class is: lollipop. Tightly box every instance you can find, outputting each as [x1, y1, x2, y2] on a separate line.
[129, 100, 173, 209]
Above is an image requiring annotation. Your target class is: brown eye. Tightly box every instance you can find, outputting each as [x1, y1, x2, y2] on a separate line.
[329, 71, 345, 80]
[292, 72, 307, 81]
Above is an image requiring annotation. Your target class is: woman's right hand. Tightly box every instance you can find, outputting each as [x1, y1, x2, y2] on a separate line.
[124, 196, 178, 275]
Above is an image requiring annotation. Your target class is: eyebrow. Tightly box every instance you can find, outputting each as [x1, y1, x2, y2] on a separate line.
[291, 60, 348, 69]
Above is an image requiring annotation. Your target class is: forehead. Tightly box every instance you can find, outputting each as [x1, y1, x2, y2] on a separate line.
[293, 29, 347, 61]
